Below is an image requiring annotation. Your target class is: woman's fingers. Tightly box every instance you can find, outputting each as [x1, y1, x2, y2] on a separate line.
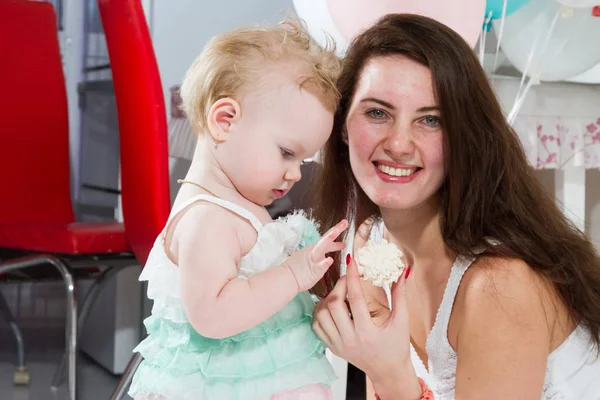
[345, 257, 372, 328]
[322, 276, 355, 339]
[390, 265, 410, 324]
[312, 319, 334, 351]
[314, 304, 342, 346]
[327, 291, 356, 340]
[314, 276, 355, 353]
[354, 217, 374, 250]
[327, 274, 348, 299]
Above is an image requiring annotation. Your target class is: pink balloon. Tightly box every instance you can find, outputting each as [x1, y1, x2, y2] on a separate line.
[326, 0, 486, 48]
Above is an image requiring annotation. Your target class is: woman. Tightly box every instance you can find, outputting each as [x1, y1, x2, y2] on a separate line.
[312, 14, 600, 400]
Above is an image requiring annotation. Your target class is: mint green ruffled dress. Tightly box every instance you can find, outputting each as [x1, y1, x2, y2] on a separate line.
[128, 194, 336, 400]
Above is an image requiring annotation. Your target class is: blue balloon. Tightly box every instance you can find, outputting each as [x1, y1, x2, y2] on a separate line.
[483, 0, 531, 31]
[485, 0, 531, 20]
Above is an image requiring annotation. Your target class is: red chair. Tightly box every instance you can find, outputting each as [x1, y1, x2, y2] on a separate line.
[98, 0, 171, 398]
[98, 0, 171, 264]
[0, 0, 169, 398]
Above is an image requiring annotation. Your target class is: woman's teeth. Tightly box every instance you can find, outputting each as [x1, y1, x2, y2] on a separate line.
[377, 164, 416, 177]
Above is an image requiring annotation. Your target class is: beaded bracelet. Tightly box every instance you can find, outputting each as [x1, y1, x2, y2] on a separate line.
[374, 378, 434, 400]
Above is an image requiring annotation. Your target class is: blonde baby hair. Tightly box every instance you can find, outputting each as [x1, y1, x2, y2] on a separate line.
[180, 20, 342, 134]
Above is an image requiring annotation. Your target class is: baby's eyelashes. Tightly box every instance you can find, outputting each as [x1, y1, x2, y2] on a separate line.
[280, 147, 295, 159]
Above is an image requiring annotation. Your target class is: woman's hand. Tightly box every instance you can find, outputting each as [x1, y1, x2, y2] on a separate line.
[312, 256, 422, 400]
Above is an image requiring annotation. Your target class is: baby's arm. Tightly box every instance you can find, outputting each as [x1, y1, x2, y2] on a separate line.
[174, 204, 346, 339]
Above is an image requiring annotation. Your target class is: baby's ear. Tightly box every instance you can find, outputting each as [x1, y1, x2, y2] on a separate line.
[207, 97, 241, 143]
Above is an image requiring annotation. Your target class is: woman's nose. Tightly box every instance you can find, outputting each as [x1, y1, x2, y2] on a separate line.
[383, 123, 415, 156]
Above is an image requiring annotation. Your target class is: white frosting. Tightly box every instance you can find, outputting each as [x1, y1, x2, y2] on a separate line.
[356, 239, 405, 288]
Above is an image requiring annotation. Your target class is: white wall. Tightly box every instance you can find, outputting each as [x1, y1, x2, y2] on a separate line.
[60, 0, 86, 200]
[586, 170, 600, 249]
[147, 0, 294, 116]
[535, 169, 600, 249]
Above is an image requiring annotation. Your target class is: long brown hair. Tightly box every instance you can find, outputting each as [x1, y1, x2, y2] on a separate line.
[312, 14, 600, 349]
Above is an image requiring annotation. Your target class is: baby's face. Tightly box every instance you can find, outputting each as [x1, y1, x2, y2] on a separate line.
[221, 69, 334, 206]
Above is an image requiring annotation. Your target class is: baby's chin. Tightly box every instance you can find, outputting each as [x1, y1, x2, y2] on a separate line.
[237, 191, 271, 208]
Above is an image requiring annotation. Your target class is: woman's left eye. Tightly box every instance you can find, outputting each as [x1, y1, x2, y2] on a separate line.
[280, 148, 294, 159]
[421, 115, 441, 127]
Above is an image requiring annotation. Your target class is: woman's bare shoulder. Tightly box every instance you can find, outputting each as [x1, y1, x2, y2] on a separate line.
[450, 255, 570, 351]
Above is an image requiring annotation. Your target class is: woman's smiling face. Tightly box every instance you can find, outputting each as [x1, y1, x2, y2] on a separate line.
[345, 55, 446, 212]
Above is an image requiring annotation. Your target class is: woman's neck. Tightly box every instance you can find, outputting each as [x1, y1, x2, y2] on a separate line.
[380, 196, 452, 270]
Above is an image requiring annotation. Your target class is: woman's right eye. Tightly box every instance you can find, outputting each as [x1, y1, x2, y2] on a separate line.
[366, 108, 388, 120]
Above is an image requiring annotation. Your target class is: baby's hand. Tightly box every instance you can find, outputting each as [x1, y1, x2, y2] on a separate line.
[284, 219, 348, 292]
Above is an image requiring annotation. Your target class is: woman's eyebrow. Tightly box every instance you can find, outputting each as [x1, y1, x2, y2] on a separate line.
[416, 106, 439, 112]
[360, 98, 439, 113]
[360, 97, 395, 110]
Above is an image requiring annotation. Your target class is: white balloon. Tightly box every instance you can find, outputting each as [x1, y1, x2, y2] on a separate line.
[556, 0, 599, 7]
[293, 0, 348, 56]
[568, 62, 600, 83]
[495, 0, 600, 81]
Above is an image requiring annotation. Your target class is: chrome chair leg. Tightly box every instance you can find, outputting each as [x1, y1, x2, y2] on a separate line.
[51, 266, 123, 387]
[0, 255, 77, 400]
[109, 352, 143, 400]
[0, 292, 30, 384]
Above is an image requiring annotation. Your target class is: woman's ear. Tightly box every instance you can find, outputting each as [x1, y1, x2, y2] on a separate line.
[206, 97, 241, 144]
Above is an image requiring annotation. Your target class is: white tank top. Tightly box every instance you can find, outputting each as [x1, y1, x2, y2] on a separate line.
[368, 220, 600, 400]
